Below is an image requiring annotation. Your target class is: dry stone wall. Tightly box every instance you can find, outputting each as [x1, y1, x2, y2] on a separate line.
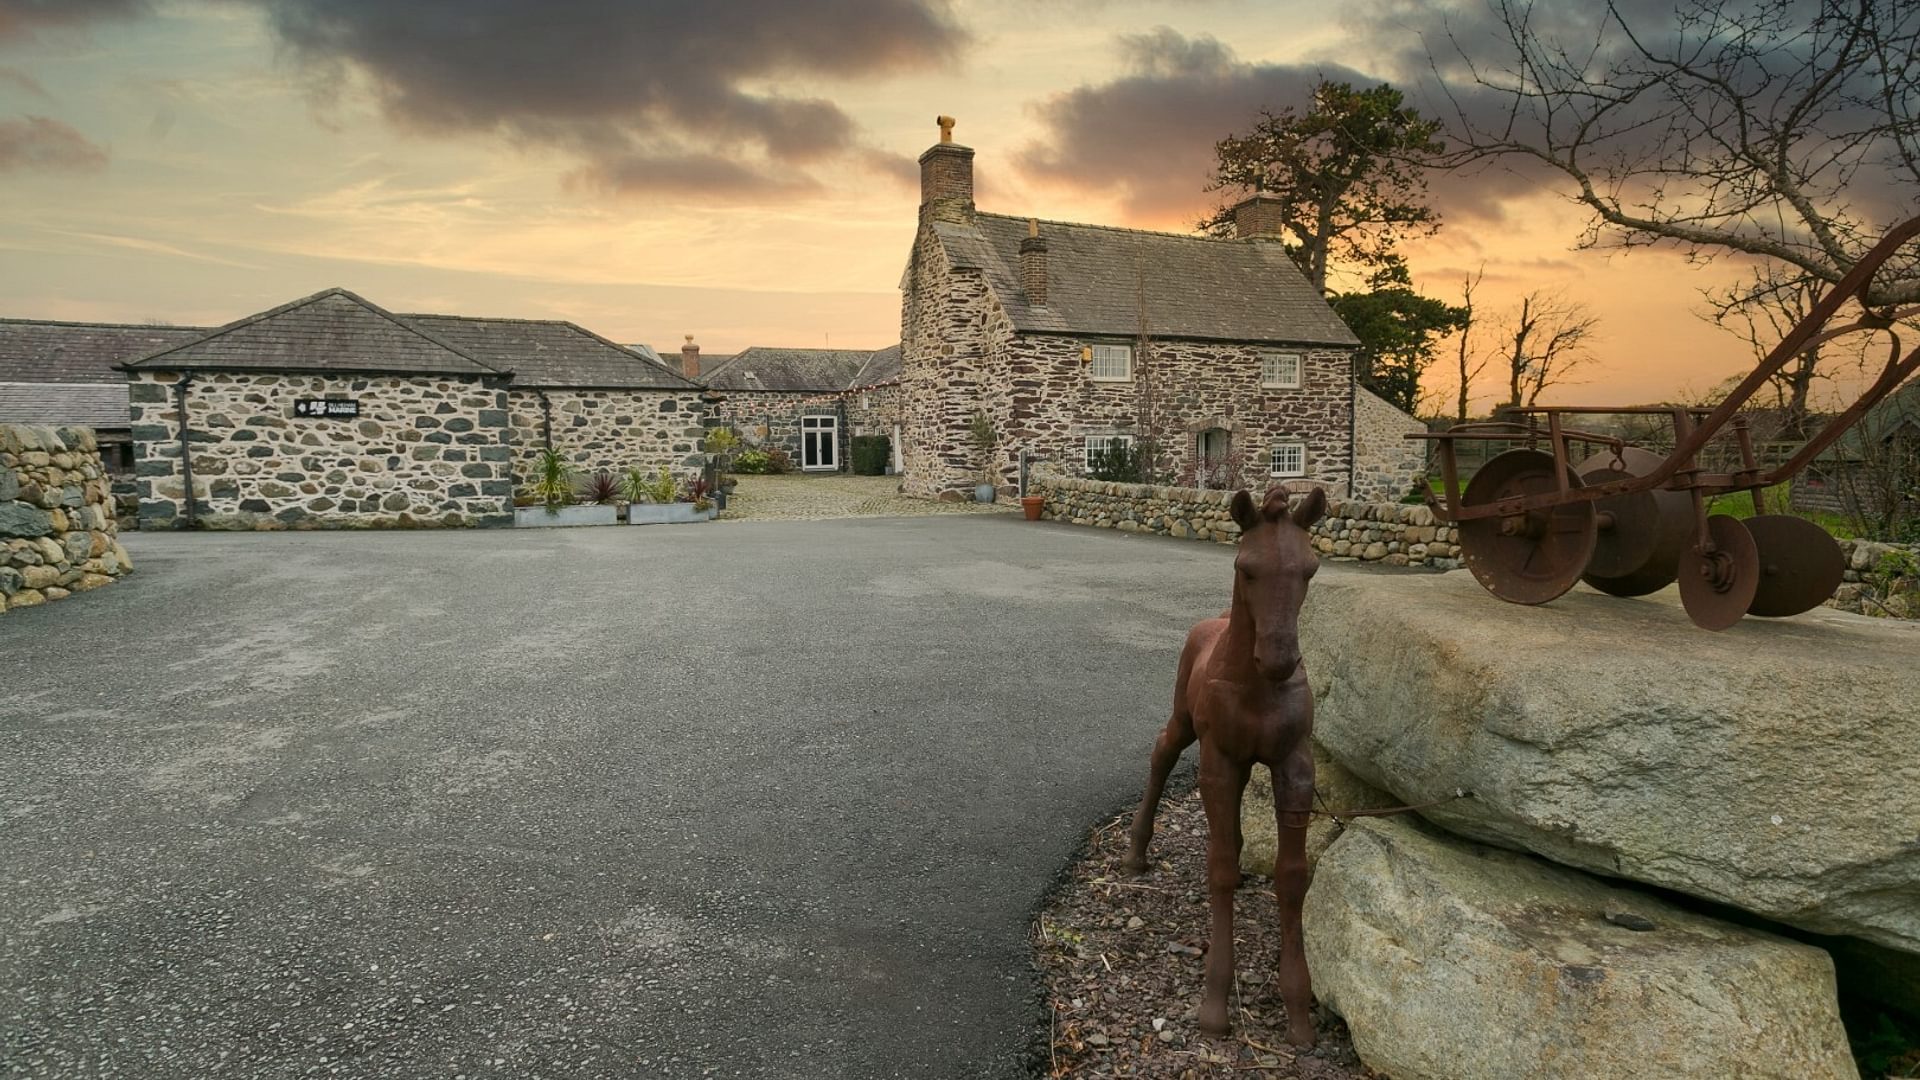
[506, 389, 707, 488]
[1829, 538, 1919, 617]
[130, 370, 515, 529]
[1, 424, 133, 614]
[1031, 468, 1461, 568]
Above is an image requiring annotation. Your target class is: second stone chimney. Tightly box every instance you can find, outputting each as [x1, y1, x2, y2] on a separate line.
[919, 114, 975, 225]
[1231, 192, 1286, 240]
[679, 334, 701, 379]
[1019, 218, 1048, 307]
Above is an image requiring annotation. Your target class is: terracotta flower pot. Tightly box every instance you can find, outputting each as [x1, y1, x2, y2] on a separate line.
[1021, 495, 1045, 521]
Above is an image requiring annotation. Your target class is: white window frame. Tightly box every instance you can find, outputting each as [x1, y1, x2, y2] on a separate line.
[800, 414, 839, 471]
[1087, 342, 1133, 383]
[1084, 434, 1136, 473]
[1261, 351, 1303, 389]
[1269, 442, 1307, 478]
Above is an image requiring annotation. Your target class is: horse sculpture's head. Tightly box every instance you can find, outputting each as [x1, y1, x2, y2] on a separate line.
[1229, 486, 1327, 681]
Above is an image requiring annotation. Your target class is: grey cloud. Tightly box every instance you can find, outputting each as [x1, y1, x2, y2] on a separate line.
[248, 0, 966, 197]
[0, 114, 108, 172]
[0, 66, 46, 98]
[0, 0, 145, 41]
[1017, 28, 1374, 221]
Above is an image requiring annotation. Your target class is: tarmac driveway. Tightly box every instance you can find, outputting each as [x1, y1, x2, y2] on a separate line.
[0, 515, 1243, 1079]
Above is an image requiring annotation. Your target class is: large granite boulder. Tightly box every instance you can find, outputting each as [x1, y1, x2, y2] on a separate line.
[1239, 740, 1395, 877]
[1305, 817, 1859, 1080]
[1302, 570, 1920, 955]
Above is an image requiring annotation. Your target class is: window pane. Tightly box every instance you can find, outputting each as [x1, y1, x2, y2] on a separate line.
[1262, 353, 1302, 388]
[1090, 343, 1131, 380]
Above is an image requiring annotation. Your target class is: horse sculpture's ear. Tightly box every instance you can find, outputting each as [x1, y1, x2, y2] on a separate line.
[1229, 489, 1258, 532]
[1290, 486, 1328, 529]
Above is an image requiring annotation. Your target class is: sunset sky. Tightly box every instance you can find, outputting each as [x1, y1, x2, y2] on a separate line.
[0, 0, 1833, 412]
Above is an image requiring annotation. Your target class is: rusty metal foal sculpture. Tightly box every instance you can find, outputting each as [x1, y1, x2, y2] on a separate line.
[1121, 485, 1325, 1046]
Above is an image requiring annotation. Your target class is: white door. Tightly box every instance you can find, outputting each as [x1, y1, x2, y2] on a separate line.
[801, 415, 838, 471]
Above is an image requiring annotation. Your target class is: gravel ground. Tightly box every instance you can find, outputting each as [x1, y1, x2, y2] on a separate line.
[719, 474, 1014, 521]
[1036, 786, 1375, 1080]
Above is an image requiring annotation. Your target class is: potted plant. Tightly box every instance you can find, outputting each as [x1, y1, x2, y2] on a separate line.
[624, 467, 708, 524]
[514, 449, 618, 527]
[1021, 493, 1046, 521]
[968, 410, 997, 503]
[704, 427, 741, 509]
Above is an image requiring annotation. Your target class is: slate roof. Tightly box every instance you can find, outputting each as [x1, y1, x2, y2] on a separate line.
[0, 381, 131, 429]
[701, 347, 896, 392]
[402, 314, 699, 390]
[849, 344, 902, 388]
[0, 319, 207, 383]
[120, 289, 503, 376]
[933, 212, 1359, 347]
[1815, 379, 1920, 462]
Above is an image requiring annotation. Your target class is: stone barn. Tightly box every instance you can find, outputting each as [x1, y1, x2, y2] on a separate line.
[121, 289, 518, 530]
[898, 121, 1424, 502]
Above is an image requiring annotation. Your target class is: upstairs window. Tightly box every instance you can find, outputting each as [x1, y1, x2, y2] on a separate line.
[1088, 343, 1133, 382]
[1261, 351, 1303, 389]
[1084, 434, 1135, 473]
[1269, 442, 1307, 478]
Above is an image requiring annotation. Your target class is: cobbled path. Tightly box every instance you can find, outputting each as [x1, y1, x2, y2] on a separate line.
[720, 473, 1014, 521]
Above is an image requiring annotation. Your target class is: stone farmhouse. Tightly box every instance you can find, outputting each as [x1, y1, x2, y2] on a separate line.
[898, 124, 1424, 502]
[118, 288, 705, 529]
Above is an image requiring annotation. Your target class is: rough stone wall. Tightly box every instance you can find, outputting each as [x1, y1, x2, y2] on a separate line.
[1828, 539, 1919, 617]
[1352, 388, 1428, 503]
[1, 424, 133, 614]
[901, 228, 995, 497]
[1031, 467, 1461, 568]
[506, 389, 707, 487]
[977, 334, 1354, 495]
[129, 371, 515, 529]
[707, 383, 905, 471]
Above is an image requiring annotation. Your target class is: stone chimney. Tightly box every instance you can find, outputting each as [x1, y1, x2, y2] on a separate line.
[1231, 192, 1286, 240]
[919, 114, 975, 225]
[680, 334, 701, 379]
[1019, 218, 1048, 307]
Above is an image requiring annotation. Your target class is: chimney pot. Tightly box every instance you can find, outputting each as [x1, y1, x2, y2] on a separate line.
[680, 334, 702, 380]
[919, 114, 974, 225]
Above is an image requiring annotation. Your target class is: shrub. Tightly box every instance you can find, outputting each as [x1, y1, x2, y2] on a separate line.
[733, 448, 770, 474]
[764, 448, 793, 474]
[703, 427, 741, 456]
[679, 477, 712, 503]
[580, 469, 621, 505]
[623, 466, 677, 504]
[1088, 439, 1150, 483]
[850, 435, 891, 475]
[529, 447, 575, 509]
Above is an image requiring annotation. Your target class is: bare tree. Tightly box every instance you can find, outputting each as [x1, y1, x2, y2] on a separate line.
[1430, 0, 1920, 312]
[1454, 265, 1489, 421]
[1705, 268, 1834, 437]
[1502, 291, 1599, 407]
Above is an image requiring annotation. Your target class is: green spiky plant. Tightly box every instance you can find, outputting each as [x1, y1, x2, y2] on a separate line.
[530, 447, 576, 512]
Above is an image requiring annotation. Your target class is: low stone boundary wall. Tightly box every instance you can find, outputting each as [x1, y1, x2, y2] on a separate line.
[1831, 538, 1918, 617]
[1030, 468, 1461, 569]
[2, 424, 133, 615]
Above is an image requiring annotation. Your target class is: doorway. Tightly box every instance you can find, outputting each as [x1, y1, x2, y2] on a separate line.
[802, 415, 839, 471]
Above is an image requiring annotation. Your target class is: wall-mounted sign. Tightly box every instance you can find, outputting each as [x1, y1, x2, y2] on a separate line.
[293, 398, 360, 418]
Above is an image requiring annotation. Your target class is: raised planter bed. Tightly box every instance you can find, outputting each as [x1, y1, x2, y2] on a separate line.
[628, 503, 714, 525]
[514, 504, 620, 528]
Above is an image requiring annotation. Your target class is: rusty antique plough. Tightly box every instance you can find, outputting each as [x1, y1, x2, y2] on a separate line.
[1411, 216, 1920, 630]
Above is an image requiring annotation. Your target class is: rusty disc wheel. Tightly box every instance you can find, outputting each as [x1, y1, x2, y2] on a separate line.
[1678, 515, 1760, 631]
[1576, 447, 1692, 597]
[1745, 514, 1846, 618]
[1457, 448, 1598, 605]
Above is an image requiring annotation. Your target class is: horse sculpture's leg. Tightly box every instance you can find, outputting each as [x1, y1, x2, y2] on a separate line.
[1274, 743, 1317, 1047]
[1196, 745, 1250, 1035]
[1120, 708, 1195, 876]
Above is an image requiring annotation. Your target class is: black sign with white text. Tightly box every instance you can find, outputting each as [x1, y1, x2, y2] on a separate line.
[293, 399, 360, 418]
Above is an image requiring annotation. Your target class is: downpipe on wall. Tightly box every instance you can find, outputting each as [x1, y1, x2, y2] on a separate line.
[173, 372, 197, 530]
